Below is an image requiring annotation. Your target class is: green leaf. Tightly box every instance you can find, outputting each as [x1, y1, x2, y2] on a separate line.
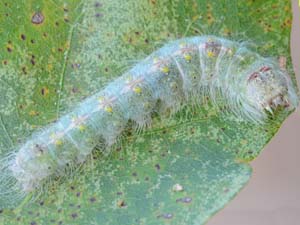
[0, 0, 297, 224]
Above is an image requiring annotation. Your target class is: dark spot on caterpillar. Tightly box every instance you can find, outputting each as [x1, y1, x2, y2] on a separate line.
[117, 200, 126, 208]
[31, 12, 44, 25]
[7, 47, 12, 52]
[76, 192, 81, 197]
[30, 221, 37, 225]
[21, 34, 26, 40]
[176, 197, 192, 204]
[71, 213, 78, 219]
[31, 39, 35, 44]
[89, 197, 96, 203]
[155, 164, 160, 171]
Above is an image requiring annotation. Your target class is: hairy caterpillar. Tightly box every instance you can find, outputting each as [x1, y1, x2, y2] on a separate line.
[0, 35, 298, 207]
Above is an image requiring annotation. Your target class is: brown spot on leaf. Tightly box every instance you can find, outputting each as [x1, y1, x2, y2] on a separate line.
[155, 164, 160, 171]
[89, 197, 96, 203]
[31, 12, 44, 25]
[21, 34, 26, 40]
[71, 213, 78, 219]
[117, 200, 126, 208]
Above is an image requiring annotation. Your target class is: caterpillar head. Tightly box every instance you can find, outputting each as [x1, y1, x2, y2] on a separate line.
[246, 62, 298, 117]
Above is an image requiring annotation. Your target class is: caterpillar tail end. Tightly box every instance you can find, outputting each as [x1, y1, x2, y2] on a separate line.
[0, 154, 27, 209]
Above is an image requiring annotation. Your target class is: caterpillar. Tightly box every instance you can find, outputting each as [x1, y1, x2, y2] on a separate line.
[0, 35, 298, 207]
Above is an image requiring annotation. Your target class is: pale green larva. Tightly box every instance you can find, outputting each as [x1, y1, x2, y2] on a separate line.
[0, 35, 298, 207]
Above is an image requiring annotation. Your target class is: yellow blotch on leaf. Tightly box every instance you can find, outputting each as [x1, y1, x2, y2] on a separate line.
[29, 110, 38, 116]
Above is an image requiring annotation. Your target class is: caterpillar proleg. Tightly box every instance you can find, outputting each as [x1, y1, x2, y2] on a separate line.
[0, 35, 298, 207]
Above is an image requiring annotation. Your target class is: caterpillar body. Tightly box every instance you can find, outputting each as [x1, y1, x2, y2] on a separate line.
[0, 35, 298, 207]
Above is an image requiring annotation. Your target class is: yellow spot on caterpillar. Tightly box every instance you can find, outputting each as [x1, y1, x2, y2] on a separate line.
[207, 50, 215, 58]
[161, 66, 169, 74]
[227, 48, 233, 56]
[184, 54, 192, 61]
[78, 125, 86, 131]
[153, 57, 159, 63]
[179, 42, 186, 48]
[50, 133, 63, 146]
[105, 106, 113, 113]
[55, 140, 63, 146]
[133, 86, 142, 94]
